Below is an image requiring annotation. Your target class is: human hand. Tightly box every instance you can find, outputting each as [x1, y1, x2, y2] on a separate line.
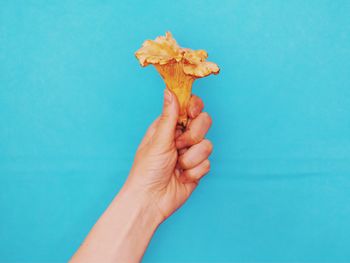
[71, 89, 213, 263]
[124, 89, 213, 222]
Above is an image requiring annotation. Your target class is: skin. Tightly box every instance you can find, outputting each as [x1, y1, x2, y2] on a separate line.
[71, 89, 213, 263]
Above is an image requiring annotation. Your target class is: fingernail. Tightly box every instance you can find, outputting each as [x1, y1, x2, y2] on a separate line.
[191, 106, 199, 117]
[164, 89, 172, 105]
[176, 138, 185, 149]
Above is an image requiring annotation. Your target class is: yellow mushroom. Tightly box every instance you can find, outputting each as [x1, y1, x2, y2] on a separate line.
[135, 32, 220, 128]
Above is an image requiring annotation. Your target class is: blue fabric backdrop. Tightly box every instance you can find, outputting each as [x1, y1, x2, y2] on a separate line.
[1, 0, 350, 262]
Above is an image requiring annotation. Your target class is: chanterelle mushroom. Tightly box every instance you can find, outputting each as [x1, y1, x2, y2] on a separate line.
[135, 32, 220, 128]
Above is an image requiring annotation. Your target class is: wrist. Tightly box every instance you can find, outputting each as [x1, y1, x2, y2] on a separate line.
[73, 181, 164, 262]
[119, 183, 165, 227]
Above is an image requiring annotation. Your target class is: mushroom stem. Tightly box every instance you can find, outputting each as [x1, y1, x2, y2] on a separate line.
[168, 81, 192, 127]
[155, 62, 195, 127]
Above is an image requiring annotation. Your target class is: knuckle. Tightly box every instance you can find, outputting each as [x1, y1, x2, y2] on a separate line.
[198, 97, 204, 106]
[202, 112, 212, 126]
[201, 112, 211, 120]
[195, 96, 204, 107]
[203, 159, 211, 172]
[200, 112, 209, 119]
[202, 139, 213, 154]
[191, 94, 200, 103]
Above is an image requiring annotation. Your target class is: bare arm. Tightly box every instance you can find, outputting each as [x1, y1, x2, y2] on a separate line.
[71, 90, 213, 262]
[71, 187, 163, 262]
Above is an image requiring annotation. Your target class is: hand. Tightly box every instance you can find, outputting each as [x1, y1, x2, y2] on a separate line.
[124, 89, 213, 221]
[71, 89, 213, 263]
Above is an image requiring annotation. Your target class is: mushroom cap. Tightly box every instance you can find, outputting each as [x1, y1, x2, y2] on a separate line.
[135, 32, 220, 78]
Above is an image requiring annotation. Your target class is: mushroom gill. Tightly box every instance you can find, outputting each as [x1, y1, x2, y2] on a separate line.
[135, 32, 220, 127]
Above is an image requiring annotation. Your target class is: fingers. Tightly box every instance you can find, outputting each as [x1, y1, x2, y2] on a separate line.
[175, 112, 212, 149]
[187, 95, 204, 119]
[180, 159, 211, 183]
[178, 139, 213, 170]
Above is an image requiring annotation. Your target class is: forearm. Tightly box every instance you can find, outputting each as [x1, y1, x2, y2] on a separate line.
[71, 92, 211, 262]
[71, 186, 163, 263]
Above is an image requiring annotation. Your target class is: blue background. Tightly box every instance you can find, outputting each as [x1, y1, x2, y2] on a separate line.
[1, 0, 350, 262]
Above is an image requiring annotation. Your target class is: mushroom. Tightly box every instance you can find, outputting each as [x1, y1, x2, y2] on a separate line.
[135, 32, 220, 128]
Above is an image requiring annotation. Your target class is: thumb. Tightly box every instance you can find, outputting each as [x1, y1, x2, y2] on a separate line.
[154, 89, 179, 145]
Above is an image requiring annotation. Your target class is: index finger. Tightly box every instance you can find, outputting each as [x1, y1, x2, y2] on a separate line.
[176, 112, 212, 149]
[187, 95, 204, 119]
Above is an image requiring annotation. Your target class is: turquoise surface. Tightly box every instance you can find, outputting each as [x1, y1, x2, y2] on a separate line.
[1, 0, 350, 262]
